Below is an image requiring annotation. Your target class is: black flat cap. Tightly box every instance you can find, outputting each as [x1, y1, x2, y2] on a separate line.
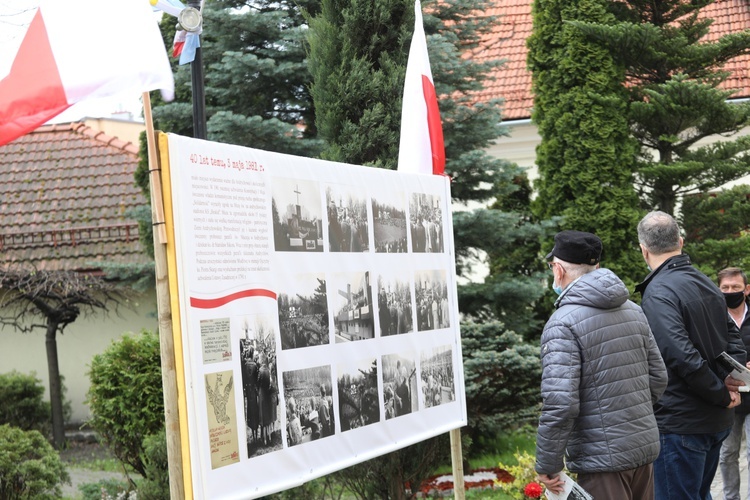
[545, 230, 602, 265]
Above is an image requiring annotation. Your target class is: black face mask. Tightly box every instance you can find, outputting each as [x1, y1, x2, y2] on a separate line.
[724, 291, 746, 309]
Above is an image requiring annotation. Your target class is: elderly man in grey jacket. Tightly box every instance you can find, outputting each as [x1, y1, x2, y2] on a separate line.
[535, 230, 668, 499]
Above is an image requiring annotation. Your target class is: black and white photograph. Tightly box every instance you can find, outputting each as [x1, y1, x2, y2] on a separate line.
[326, 184, 370, 252]
[376, 271, 414, 337]
[330, 271, 374, 343]
[238, 314, 282, 458]
[409, 193, 444, 253]
[420, 345, 456, 409]
[336, 357, 380, 432]
[372, 191, 408, 253]
[272, 178, 324, 252]
[381, 353, 418, 419]
[282, 366, 335, 447]
[414, 270, 450, 332]
[277, 273, 330, 350]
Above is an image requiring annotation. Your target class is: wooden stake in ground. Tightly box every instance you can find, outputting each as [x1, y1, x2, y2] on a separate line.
[451, 427, 465, 499]
[142, 91, 185, 499]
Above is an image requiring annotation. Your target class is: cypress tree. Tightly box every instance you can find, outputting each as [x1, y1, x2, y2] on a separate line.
[308, 0, 411, 168]
[527, 0, 644, 283]
[308, 0, 551, 483]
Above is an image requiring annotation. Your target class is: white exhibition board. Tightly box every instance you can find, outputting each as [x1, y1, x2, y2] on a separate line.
[165, 133, 466, 499]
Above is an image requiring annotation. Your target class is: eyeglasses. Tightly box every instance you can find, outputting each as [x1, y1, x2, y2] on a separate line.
[547, 261, 555, 270]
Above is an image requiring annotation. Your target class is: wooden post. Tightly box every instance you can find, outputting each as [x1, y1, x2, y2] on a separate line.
[143, 92, 185, 499]
[450, 428, 465, 499]
[143, 92, 167, 245]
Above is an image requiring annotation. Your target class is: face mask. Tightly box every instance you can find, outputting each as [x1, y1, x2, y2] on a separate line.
[724, 291, 746, 309]
[552, 283, 563, 295]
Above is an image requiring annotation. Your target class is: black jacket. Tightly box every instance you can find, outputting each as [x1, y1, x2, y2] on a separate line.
[734, 302, 750, 415]
[635, 253, 745, 434]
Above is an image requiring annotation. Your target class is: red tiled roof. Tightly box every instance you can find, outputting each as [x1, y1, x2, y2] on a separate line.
[0, 123, 149, 271]
[474, 0, 750, 121]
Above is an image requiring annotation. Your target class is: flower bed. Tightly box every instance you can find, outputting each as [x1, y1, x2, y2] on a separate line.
[416, 467, 513, 497]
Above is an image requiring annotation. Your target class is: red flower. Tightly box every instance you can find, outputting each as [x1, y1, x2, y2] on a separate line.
[524, 482, 544, 498]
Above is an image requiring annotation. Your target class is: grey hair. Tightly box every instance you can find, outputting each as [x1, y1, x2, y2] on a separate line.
[637, 211, 681, 255]
[553, 258, 596, 280]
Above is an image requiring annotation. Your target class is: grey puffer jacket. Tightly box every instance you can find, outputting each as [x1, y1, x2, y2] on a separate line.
[535, 268, 667, 475]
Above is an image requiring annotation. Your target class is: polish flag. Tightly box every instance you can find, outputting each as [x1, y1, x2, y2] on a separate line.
[0, 0, 174, 147]
[397, 0, 445, 176]
[173, 30, 188, 58]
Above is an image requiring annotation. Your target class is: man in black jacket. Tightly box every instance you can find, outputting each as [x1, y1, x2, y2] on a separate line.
[635, 211, 745, 499]
[717, 267, 750, 500]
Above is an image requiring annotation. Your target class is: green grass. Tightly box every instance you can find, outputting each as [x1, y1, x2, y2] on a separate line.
[433, 425, 537, 476]
[472, 425, 537, 470]
[465, 489, 516, 499]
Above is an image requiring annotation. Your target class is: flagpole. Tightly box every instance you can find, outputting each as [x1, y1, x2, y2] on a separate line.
[187, 0, 207, 139]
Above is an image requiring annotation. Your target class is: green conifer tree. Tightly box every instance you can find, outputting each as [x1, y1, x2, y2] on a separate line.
[571, 1, 750, 215]
[152, 0, 323, 156]
[681, 185, 750, 275]
[576, 0, 750, 217]
[527, 0, 645, 283]
[570, 0, 750, 274]
[307, 0, 551, 489]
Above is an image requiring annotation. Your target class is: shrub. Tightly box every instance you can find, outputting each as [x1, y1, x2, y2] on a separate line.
[0, 371, 50, 435]
[137, 431, 170, 500]
[0, 424, 70, 500]
[78, 478, 133, 500]
[497, 450, 542, 500]
[461, 321, 542, 451]
[86, 330, 164, 477]
[332, 434, 451, 499]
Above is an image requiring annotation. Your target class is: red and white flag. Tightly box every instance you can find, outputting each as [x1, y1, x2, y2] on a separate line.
[0, 0, 174, 147]
[397, 0, 445, 175]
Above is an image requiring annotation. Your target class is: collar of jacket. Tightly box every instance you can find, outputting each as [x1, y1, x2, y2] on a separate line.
[634, 253, 691, 296]
[553, 276, 583, 308]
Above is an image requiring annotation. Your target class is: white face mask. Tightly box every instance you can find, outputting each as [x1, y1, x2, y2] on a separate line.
[550, 261, 563, 295]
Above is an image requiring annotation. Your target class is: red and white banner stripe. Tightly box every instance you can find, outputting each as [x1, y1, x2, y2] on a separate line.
[397, 0, 445, 176]
[0, 0, 174, 146]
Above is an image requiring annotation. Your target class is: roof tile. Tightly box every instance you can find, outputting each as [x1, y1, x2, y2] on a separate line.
[475, 0, 750, 120]
[0, 123, 149, 271]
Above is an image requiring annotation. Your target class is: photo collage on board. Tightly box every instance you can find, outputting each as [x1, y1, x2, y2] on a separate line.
[218, 175, 459, 460]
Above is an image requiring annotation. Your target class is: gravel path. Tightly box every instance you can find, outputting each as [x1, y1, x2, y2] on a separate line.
[62, 468, 133, 499]
[60, 433, 135, 499]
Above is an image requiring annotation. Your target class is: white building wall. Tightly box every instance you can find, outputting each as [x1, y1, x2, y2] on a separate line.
[488, 119, 750, 190]
[0, 288, 158, 424]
